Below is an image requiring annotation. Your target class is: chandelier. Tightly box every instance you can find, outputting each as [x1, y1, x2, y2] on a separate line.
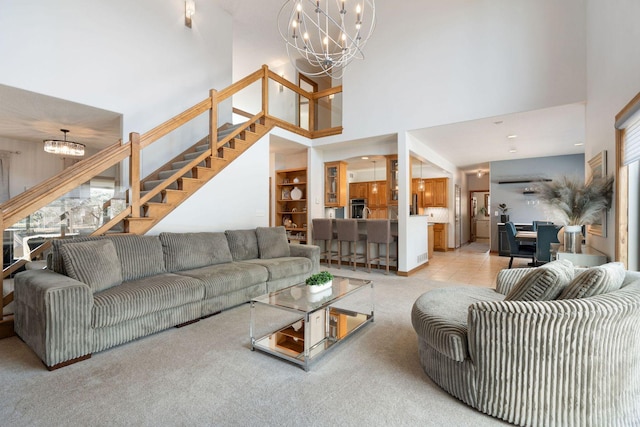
[43, 129, 85, 157]
[278, 0, 376, 78]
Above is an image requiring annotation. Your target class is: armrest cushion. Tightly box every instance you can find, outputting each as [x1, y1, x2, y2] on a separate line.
[14, 270, 93, 368]
[289, 244, 320, 274]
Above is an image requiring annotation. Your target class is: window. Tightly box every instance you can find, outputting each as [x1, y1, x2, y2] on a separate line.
[615, 92, 640, 270]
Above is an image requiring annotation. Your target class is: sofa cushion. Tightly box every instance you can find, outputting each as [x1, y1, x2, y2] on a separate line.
[504, 259, 574, 301]
[411, 286, 505, 362]
[52, 235, 166, 281]
[256, 226, 290, 259]
[177, 262, 269, 299]
[92, 273, 204, 328]
[241, 257, 313, 281]
[159, 232, 233, 272]
[225, 229, 259, 261]
[59, 239, 123, 293]
[558, 262, 626, 300]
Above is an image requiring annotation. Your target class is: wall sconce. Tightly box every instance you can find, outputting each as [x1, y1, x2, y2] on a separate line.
[279, 73, 285, 93]
[185, 0, 195, 28]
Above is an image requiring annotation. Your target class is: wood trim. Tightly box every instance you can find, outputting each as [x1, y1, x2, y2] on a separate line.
[210, 89, 218, 158]
[615, 91, 640, 125]
[312, 86, 343, 100]
[216, 112, 265, 149]
[217, 68, 264, 102]
[267, 116, 313, 138]
[92, 206, 132, 236]
[46, 353, 91, 371]
[139, 98, 211, 149]
[270, 70, 313, 98]
[397, 261, 429, 277]
[232, 108, 254, 119]
[616, 127, 628, 266]
[311, 126, 343, 139]
[262, 65, 269, 116]
[129, 133, 141, 218]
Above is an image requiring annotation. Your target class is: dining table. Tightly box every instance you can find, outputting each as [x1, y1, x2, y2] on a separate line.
[515, 230, 537, 242]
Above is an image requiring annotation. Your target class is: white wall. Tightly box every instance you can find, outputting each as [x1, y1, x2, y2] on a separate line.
[331, 0, 587, 144]
[585, 0, 640, 259]
[148, 136, 270, 234]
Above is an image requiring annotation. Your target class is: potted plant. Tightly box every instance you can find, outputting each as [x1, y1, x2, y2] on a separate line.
[305, 271, 334, 293]
[537, 175, 614, 252]
[498, 203, 509, 223]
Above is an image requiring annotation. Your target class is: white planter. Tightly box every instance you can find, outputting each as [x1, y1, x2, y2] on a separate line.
[308, 280, 332, 293]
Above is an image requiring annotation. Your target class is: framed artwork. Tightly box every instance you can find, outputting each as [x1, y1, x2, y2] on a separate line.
[587, 150, 607, 237]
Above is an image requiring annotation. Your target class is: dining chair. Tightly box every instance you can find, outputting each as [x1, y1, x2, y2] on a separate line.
[505, 221, 536, 268]
[534, 224, 560, 265]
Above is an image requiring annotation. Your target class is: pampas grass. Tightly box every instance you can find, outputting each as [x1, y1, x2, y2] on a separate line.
[537, 175, 614, 225]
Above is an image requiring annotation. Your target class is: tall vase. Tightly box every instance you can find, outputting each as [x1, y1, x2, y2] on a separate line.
[563, 225, 582, 253]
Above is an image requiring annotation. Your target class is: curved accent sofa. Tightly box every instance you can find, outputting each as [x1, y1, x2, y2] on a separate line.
[411, 265, 640, 426]
[14, 227, 319, 370]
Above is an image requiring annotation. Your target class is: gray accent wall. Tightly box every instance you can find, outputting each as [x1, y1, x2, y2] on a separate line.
[489, 154, 585, 252]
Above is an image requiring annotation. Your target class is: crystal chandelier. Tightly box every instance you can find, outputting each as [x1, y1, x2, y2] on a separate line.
[43, 129, 85, 157]
[278, 0, 376, 78]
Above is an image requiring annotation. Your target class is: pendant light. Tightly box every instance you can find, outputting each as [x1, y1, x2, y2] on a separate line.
[418, 161, 425, 191]
[371, 160, 378, 194]
[43, 129, 85, 157]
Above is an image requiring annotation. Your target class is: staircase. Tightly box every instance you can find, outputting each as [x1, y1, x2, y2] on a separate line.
[0, 65, 343, 338]
[125, 119, 272, 235]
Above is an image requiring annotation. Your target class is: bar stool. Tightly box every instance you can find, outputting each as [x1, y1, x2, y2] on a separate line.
[366, 219, 397, 274]
[312, 218, 337, 266]
[336, 219, 367, 271]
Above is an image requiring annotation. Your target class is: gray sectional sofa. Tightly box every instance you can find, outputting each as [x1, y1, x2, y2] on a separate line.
[14, 227, 319, 369]
[411, 261, 640, 426]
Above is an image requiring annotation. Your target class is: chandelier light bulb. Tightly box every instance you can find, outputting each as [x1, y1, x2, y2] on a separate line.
[279, 0, 376, 78]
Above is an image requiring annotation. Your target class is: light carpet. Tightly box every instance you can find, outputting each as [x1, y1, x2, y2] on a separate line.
[0, 266, 507, 426]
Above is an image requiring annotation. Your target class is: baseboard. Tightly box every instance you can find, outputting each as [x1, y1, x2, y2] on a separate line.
[0, 316, 15, 339]
[397, 261, 429, 277]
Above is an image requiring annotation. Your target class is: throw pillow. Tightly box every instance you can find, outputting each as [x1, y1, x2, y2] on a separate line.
[59, 239, 123, 293]
[558, 262, 625, 300]
[504, 259, 574, 301]
[256, 226, 290, 259]
[159, 232, 233, 272]
[225, 229, 259, 260]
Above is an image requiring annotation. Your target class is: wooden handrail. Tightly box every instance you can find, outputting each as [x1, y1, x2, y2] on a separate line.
[312, 85, 343, 100]
[2, 143, 130, 227]
[232, 108, 254, 119]
[139, 98, 212, 149]
[217, 69, 264, 102]
[267, 70, 314, 99]
[267, 116, 314, 139]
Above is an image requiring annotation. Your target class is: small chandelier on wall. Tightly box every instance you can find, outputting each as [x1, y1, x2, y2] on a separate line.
[43, 129, 85, 157]
[278, 0, 376, 78]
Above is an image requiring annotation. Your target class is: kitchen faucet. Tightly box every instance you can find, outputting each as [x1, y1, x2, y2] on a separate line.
[362, 206, 372, 219]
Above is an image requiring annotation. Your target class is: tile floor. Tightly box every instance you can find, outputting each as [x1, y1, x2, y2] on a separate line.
[411, 243, 532, 288]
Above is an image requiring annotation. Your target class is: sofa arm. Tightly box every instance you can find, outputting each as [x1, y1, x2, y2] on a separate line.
[14, 270, 93, 369]
[467, 288, 640, 425]
[289, 244, 320, 273]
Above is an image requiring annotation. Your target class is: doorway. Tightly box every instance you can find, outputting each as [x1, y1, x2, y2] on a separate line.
[298, 74, 317, 131]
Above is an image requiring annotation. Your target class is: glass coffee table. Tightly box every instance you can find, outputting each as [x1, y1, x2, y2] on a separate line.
[250, 276, 374, 371]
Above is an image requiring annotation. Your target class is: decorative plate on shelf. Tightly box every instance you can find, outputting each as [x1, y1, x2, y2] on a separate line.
[291, 186, 302, 200]
[293, 177, 300, 183]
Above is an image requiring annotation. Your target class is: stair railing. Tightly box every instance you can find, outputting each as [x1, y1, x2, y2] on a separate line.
[0, 65, 343, 323]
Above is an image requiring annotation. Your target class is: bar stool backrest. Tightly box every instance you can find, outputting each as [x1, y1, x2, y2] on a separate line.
[336, 219, 359, 242]
[312, 218, 333, 241]
[366, 219, 392, 244]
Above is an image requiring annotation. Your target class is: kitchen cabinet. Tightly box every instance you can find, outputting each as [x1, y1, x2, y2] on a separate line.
[419, 178, 448, 208]
[367, 181, 387, 208]
[349, 182, 368, 199]
[276, 167, 308, 244]
[325, 161, 347, 207]
[428, 224, 434, 258]
[433, 223, 448, 251]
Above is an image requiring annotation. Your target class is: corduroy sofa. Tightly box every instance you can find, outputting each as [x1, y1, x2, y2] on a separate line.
[14, 227, 319, 370]
[411, 261, 640, 426]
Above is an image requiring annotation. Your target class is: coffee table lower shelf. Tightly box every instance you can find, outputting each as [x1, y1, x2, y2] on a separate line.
[252, 307, 373, 371]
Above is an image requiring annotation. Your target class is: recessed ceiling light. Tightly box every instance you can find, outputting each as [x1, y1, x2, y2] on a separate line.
[494, 121, 503, 125]
[361, 156, 369, 160]
[574, 142, 584, 146]
[507, 134, 518, 139]
[509, 148, 517, 153]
